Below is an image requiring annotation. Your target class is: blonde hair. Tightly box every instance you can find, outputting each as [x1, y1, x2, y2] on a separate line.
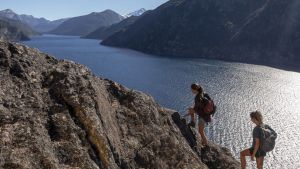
[250, 110, 263, 124]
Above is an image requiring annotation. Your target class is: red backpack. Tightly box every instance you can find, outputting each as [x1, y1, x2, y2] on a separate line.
[203, 93, 216, 116]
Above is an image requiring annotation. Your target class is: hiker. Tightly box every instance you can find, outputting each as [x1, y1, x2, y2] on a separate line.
[187, 83, 215, 146]
[240, 111, 277, 169]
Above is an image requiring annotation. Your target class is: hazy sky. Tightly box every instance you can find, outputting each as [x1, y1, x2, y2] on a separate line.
[1, 0, 168, 20]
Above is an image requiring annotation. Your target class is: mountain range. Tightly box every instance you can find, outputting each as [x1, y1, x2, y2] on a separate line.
[101, 0, 300, 70]
[0, 8, 147, 40]
[0, 9, 69, 33]
[49, 10, 124, 36]
[83, 8, 147, 40]
[0, 16, 39, 41]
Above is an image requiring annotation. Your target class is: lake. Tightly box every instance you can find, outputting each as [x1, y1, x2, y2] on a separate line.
[24, 35, 300, 169]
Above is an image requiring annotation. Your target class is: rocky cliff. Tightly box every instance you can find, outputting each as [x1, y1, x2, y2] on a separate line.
[0, 40, 239, 169]
[102, 0, 300, 71]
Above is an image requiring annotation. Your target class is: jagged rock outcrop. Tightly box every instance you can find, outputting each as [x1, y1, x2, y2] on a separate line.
[0, 40, 239, 169]
[102, 0, 300, 71]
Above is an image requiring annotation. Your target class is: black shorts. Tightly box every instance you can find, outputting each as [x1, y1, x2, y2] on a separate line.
[249, 147, 266, 158]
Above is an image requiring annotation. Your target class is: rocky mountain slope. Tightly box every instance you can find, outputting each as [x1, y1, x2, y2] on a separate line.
[0, 9, 68, 33]
[50, 10, 124, 36]
[0, 17, 39, 41]
[102, 0, 300, 70]
[83, 16, 140, 40]
[123, 8, 147, 18]
[0, 40, 239, 168]
[0, 9, 25, 21]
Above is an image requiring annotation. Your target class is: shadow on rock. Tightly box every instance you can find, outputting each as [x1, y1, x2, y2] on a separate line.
[172, 112, 240, 169]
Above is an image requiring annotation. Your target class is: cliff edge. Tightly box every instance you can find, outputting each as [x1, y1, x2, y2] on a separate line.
[0, 41, 239, 169]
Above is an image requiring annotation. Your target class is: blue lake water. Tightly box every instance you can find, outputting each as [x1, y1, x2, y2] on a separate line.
[24, 35, 300, 169]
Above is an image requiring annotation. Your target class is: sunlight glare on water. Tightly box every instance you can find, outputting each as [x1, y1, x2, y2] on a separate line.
[24, 35, 300, 169]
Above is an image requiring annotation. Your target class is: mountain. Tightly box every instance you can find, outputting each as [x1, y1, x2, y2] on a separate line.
[124, 8, 147, 18]
[0, 9, 20, 20]
[83, 16, 140, 40]
[102, 0, 300, 70]
[0, 9, 69, 33]
[49, 10, 124, 36]
[0, 40, 240, 168]
[32, 18, 70, 33]
[0, 17, 39, 41]
[18, 15, 70, 33]
[0, 19, 29, 41]
[83, 9, 149, 40]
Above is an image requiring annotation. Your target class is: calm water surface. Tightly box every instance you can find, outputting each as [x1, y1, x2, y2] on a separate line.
[24, 35, 300, 169]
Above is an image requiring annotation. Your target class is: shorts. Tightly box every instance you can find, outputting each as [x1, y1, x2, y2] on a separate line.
[249, 147, 266, 158]
[198, 116, 206, 126]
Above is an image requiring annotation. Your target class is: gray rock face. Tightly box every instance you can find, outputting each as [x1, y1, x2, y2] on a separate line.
[0, 40, 239, 169]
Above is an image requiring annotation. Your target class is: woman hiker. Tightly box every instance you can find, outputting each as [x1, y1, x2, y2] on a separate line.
[187, 83, 211, 146]
[240, 111, 266, 169]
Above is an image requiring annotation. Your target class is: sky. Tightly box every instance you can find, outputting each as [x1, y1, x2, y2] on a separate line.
[0, 0, 168, 21]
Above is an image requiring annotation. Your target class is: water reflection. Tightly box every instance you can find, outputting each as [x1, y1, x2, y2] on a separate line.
[24, 35, 300, 168]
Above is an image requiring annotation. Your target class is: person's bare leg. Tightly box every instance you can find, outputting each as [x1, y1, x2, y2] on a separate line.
[256, 156, 264, 169]
[240, 149, 251, 169]
[189, 108, 195, 123]
[199, 122, 208, 145]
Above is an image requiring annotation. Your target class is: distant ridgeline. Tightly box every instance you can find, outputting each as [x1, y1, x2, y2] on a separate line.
[81, 8, 147, 40]
[101, 0, 300, 70]
[0, 8, 128, 39]
[83, 16, 140, 40]
[49, 10, 124, 36]
[0, 16, 39, 41]
[0, 9, 68, 34]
